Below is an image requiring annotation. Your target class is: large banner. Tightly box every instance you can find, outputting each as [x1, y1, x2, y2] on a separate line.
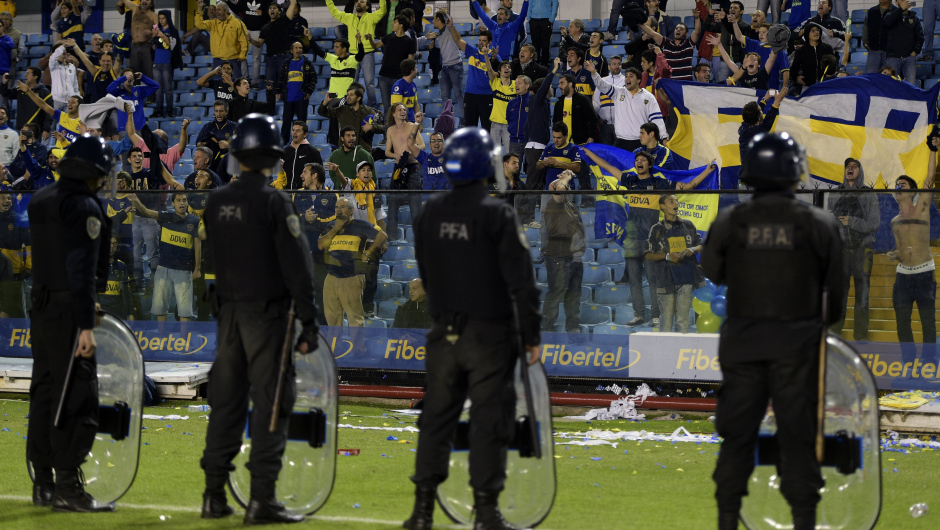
[660, 75, 940, 189]
[1, 319, 936, 390]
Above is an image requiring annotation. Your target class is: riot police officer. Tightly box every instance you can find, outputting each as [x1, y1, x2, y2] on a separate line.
[405, 127, 542, 530]
[200, 114, 319, 525]
[26, 135, 115, 513]
[702, 133, 845, 530]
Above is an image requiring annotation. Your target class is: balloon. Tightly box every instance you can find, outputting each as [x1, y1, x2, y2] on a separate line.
[710, 295, 728, 318]
[693, 281, 718, 302]
[692, 297, 712, 315]
[717, 285, 728, 297]
[697, 313, 722, 333]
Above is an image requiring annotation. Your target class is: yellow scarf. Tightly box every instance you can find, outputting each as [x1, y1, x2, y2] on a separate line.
[349, 177, 376, 225]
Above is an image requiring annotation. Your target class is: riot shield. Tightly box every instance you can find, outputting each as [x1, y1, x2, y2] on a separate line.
[740, 334, 881, 530]
[228, 332, 338, 515]
[437, 360, 556, 528]
[28, 312, 146, 504]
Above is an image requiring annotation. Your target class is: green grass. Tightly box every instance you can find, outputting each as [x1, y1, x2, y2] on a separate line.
[1, 398, 939, 529]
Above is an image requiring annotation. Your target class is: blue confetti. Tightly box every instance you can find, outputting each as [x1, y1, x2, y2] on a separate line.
[623, 450, 628, 454]
[1, 428, 9, 432]
[143, 442, 149, 445]
[142, 426, 148, 429]
[387, 435, 398, 441]
[592, 483, 601, 487]
[410, 449, 416, 452]
[611, 467, 616, 470]
[591, 457, 602, 461]
[165, 424, 172, 428]
[353, 503, 360, 509]
[22, 436, 27, 439]
[381, 454, 386, 457]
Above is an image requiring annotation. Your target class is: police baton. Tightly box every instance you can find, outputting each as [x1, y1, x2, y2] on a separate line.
[53, 329, 83, 429]
[270, 301, 297, 433]
[815, 290, 830, 463]
[511, 297, 542, 459]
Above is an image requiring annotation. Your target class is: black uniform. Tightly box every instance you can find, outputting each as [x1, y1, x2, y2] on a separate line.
[0, 204, 30, 317]
[702, 191, 845, 519]
[411, 181, 541, 493]
[200, 171, 318, 501]
[26, 178, 111, 473]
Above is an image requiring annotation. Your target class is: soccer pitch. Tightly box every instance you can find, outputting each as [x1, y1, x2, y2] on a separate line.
[1, 398, 938, 529]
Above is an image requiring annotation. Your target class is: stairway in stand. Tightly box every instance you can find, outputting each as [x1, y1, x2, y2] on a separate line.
[839, 250, 940, 343]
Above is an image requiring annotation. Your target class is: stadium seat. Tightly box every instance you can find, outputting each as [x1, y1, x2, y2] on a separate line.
[594, 284, 631, 305]
[581, 286, 592, 303]
[523, 226, 539, 243]
[596, 247, 624, 265]
[536, 266, 547, 283]
[375, 159, 394, 176]
[391, 262, 420, 282]
[850, 9, 867, 22]
[398, 207, 412, 225]
[378, 264, 390, 280]
[189, 55, 212, 67]
[182, 107, 208, 120]
[582, 248, 595, 263]
[580, 304, 612, 325]
[553, 20, 568, 31]
[174, 162, 194, 177]
[584, 19, 602, 31]
[415, 76, 431, 88]
[613, 306, 638, 325]
[177, 92, 205, 105]
[424, 102, 443, 118]
[593, 324, 634, 335]
[581, 265, 611, 285]
[378, 299, 403, 318]
[455, 22, 473, 35]
[917, 63, 933, 80]
[365, 319, 388, 328]
[385, 245, 416, 261]
[375, 281, 403, 301]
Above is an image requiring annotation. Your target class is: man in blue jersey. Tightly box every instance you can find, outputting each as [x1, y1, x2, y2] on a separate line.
[391, 58, 419, 123]
[634, 122, 674, 169]
[729, 13, 791, 90]
[128, 191, 202, 322]
[446, 23, 500, 129]
[274, 40, 316, 144]
[534, 121, 582, 257]
[106, 67, 159, 130]
[472, 0, 529, 59]
[418, 131, 448, 191]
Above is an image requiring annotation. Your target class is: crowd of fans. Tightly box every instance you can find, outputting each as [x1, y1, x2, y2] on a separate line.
[0, 0, 934, 351]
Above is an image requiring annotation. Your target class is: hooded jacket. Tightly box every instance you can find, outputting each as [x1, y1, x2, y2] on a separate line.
[157, 10, 183, 70]
[507, 91, 530, 144]
[883, 8, 925, 59]
[826, 164, 880, 248]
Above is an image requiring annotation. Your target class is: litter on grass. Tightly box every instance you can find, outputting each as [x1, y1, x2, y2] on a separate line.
[143, 414, 189, 420]
[563, 384, 655, 421]
[338, 424, 419, 433]
[555, 427, 719, 447]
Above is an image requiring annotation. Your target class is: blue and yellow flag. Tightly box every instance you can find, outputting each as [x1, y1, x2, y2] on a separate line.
[659, 75, 940, 188]
[584, 144, 719, 245]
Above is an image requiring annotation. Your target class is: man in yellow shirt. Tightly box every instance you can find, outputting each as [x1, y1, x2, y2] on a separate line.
[195, 0, 249, 79]
[326, 0, 387, 108]
[484, 57, 515, 156]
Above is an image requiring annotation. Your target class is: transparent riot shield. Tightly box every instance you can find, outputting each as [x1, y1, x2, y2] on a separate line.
[740, 334, 882, 530]
[228, 332, 338, 515]
[437, 360, 556, 528]
[28, 312, 145, 504]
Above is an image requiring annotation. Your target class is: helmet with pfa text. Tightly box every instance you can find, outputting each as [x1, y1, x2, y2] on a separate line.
[229, 113, 284, 171]
[442, 127, 501, 183]
[740, 132, 809, 190]
[58, 134, 116, 179]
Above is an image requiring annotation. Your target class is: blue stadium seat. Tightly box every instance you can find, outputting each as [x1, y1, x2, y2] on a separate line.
[850, 9, 867, 22]
[174, 162, 194, 177]
[378, 299, 403, 318]
[378, 264, 390, 280]
[365, 319, 388, 328]
[606, 45, 626, 58]
[182, 107, 208, 120]
[190, 55, 213, 66]
[613, 306, 638, 325]
[317, 146, 331, 160]
[391, 262, 420, 282]
[405, 227, 414, 243]
[553, 20, 568, 31]
[424, 102, 443, 118]
[917, 63, 933, 80]
[311, 133, 327, 145]
[385, 245, 416, 261]
[375, 281, 403, 301]
[176, 79, 200, 92]
[582, 265, 611, 285]
[581, 286, 592, 303]
[593, 324, 633, 335]
[580, 304, 612, 325]
[536, 266, 547, 283]
[850, 51, 868, 64]
[455, 22, 473, 35]
[596, 247, 624, 265]
[582, 248, 595, 263]
[375, 159, 394, 176]
[584, 19, 602, 31]
[310, 27, 326, 39]
[177, 92, 205, 105]
[415, 76, 431, 88]
[523, 226, 539, 243]
[594, 284, 631, 305]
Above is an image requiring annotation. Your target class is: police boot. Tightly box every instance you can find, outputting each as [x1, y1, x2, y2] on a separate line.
[472, 491, 526, 530]
[717, 511, 739, 530]
[201, 492, 234, 519]
[244, 498, 305, 525]
[791, 509, 817, 530]
[51, 468, 115, 513]
[402, 485, 435, 529]
[32, 467, 55, 507]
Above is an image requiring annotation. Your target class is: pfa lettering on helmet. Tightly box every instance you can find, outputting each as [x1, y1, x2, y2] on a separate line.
[86, 217, 101, 239]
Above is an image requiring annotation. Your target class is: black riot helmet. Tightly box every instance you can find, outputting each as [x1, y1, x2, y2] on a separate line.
[228, 113, 285, 171]
[58, 134, 116, 179]
[740, 132, 809, 191]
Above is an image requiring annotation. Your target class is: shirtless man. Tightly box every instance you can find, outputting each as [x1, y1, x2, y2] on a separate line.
[888, 141, 939, 368]
[117, 0, 157, 78]
[384, 101, 424, 239]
